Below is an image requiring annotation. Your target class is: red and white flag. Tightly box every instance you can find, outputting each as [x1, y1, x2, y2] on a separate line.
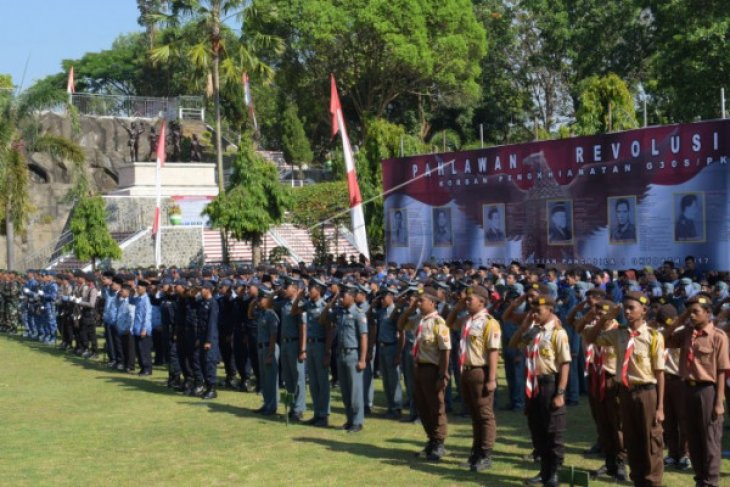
[67, 66, 75, 94]
[329, 74, 370, 260]
[152, 120, 166, 238]
[242, 72, 258, 131]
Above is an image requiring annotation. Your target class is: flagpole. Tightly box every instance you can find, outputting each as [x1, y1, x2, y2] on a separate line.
[153, 120, 167, 268]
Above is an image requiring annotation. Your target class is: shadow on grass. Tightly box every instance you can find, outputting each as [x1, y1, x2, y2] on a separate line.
[294, 436, 528, 485]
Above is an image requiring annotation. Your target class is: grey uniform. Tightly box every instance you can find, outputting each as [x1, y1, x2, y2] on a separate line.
[278, 298, 306, 415]
[303, 297, 330, 419]
[256, 308, 280, 413]
[331, 304, 368, 427]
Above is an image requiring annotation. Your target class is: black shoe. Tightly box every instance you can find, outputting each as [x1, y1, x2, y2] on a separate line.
[416, 441, 434, 459]
[224, 378, 235, 389]
[107, 361, 117, 368]
[471, 455, 492, 472]
[202, 388, 217, 400]
[192, 385, 205, 397]
[543, 473, 558, 487]
[347, 424, 363, 434]
[522, 453, 540, 463]
[253, 406, 267, 414]
[260, 409, 276, 416]
[303, 416, 319, 425]
[88, 353, 99, 360]
[592, 464, 610, 478]
[341, 422, 353, 431]
[426, 442, 445, 462]
[313, 417, 329, 428]
[126, 368, 136, 374]
[384, 409, 402, 420]
[676, 456, 691, 471]
[364, 406, 372, 416]
[460, 452, 478, 469]
[138, 370, 152, 376]
[289, 412, 303, 422]
[238, 380, 249, 393]
[615, 462, 626, 481]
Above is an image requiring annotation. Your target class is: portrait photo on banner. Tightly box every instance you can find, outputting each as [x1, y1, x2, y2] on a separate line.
[389, 208, 409, 247]
[546, 199, 574, 246]
[432, 206, 453, 247]
[607, 195, 638, 245]
[482, 203, 506, 246]
[673, 192, 706, 243]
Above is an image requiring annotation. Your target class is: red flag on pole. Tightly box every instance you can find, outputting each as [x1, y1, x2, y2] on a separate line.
[329, 74, 370, 260]
[67, 66, 75, 94]
[152, 120, 166, 238]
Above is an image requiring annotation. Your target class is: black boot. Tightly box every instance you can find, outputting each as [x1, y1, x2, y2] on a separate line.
[202, 385, 217, 400]
[471, 449, 493, 472]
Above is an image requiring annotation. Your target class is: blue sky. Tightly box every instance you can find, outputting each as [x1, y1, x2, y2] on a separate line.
[0, 0, 141, 89]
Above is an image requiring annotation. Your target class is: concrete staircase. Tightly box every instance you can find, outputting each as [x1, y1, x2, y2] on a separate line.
[47, 230, 144, 272]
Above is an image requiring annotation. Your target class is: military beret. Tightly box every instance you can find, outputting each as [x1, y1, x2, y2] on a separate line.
[597, 300, 615, 312]
[686, 294, 713, 309]
[137, 279, 150, 287]
[258, 286, 275, 298]
[161, 277, 173, 286]
[220, 278, 233, 287]
[201, 280, 215, 290]
[535, 294, 556, 307]
[656, 303, 678, 326]
[102, 271, 115, 278]
[417, 286, 441, 303]
[623, 291, 649, 306]
[121, 283, 133, 291]
[469, 285, 491, 302]
[112, 276, 124, 285]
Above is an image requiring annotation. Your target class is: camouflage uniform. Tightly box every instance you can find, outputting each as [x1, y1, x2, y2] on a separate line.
[4, 276, 22, 332]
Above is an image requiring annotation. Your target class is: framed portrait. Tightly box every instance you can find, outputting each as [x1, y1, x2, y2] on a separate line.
[546, 199, 574, 246]
[389, 208, 409, 247]
[432, 207, 453, 247]
[673, 192, 706, 243]
[483, 204, 506, 246]
[608, 195, 638, 245]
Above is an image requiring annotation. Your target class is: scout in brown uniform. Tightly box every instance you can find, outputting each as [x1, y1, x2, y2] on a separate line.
[666, 294, 729, 487]
[509, 295, 571, 487]
[400, 286, 451, 461]
[584, 291, 665, 487]
[650, 303, 690, 470]
[446, 286, 501, 471]
[574, 299, 626, 480]
[566, 288, 607, 456]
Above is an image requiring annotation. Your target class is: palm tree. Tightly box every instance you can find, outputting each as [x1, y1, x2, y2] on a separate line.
[0, 82, 85, 270]
[150, 0, 281, 194]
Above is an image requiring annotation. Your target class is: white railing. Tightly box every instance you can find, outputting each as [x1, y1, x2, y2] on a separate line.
[69, 93, 204, 120]
[267, 227, 303, 264]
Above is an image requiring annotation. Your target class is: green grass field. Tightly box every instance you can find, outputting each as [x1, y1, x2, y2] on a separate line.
[1, 334, 728, 486]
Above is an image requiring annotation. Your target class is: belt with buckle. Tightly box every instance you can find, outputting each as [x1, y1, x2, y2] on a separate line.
[537, 374, 556, 383]
[623, 383, 655, 391]
[462, 364, 487, 372]
[282, 337, 298, 343]
[686, 380, 714, 387]
[340, 347, 358, 352]
[378, 341, 397, 347]
[307, 338, 325, 344]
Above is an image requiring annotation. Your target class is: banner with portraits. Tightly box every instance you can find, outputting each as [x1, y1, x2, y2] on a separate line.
[381, 119, 730, 270]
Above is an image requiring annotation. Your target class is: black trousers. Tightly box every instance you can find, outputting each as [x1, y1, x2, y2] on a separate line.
[233, 324, 250, 381]
[219, 325, 236, 380]
[80, 315, 97, 352]
[121, 332, 136, 370]
[105, 322, 118, 362]
[526, 375, 566, 482]
[152, 327, 169, 365]
[246, 329, 261, 391]
[135, 335, 152, 372]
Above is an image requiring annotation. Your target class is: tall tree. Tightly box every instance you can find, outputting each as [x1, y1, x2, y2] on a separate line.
[574, 73, 638, 135]
[281, 101, 313, 172]
[151, 0, 282, 193]
[648, 0, 730, 121]
[0, 80, 85, 270]
[203, 134, 289, 265]
[249, 0, 486, 149]
[67, 194, 122, 271]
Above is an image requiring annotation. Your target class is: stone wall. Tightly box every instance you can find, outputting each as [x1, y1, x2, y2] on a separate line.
[111, 227, 204, 268]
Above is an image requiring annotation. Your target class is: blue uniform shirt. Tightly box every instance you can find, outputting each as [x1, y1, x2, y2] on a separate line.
[257, 308, 279, 345]
[116, 297, 133, 334]
[278, 298, 300, 338]
[303, 298, 326, 340]
[132, 293, 152, 336]
[103, 287, 118, 324]
[376, 304, 399, 344]
[332, 304, 368, 350]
